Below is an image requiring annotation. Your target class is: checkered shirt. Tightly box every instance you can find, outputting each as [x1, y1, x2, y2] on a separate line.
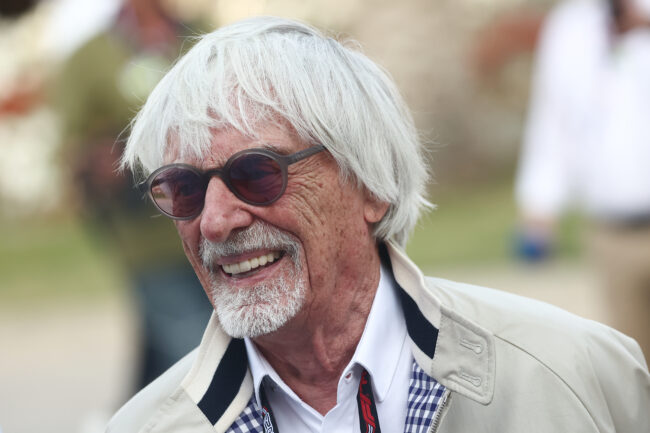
[225, 358, 447, 433]
[225, 400, 263, 433]
[404, 361, 447, 433]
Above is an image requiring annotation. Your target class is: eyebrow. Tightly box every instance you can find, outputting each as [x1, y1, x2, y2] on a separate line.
[259, 143, 289, 155]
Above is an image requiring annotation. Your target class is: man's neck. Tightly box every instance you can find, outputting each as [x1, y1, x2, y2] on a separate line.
[251, 250, 382, 415]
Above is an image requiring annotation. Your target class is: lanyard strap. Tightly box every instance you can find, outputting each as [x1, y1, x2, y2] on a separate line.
[357, 369, 381, 433]
[259, 369, 382, 433]
[259, 386, 279, 433]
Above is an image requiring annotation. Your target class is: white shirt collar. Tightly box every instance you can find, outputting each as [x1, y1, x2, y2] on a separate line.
[245, 261, 406, 407]
[349, 261, 406, 401]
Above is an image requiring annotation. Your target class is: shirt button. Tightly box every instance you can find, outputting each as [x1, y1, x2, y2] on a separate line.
[344, 372, 353, 381]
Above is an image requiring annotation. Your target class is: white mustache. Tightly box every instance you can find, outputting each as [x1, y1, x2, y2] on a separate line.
[200, 221, 301, 271]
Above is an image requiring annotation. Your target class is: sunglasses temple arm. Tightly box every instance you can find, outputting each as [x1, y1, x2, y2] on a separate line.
[287, 144, 327, 164]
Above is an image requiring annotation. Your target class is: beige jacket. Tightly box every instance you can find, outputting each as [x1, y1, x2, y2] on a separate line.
[107, 243, 650, 432]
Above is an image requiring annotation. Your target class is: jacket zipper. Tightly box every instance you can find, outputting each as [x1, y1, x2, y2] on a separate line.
[428, 389, 452, 433]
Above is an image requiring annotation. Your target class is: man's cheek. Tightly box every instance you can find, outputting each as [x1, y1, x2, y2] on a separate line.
[181, 238, 212, 293]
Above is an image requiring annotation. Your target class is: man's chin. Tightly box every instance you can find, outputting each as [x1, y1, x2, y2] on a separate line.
[213, 284, 306, 338]
[216, 304, 295, 338]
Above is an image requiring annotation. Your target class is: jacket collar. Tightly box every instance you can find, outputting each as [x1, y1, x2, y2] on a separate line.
[183, 241, 495, 431]
[385, 242, 495, 405]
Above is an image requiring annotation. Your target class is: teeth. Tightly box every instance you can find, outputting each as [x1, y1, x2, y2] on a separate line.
[222, 251, 282, 275]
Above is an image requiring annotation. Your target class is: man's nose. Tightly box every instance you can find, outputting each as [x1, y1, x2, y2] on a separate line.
[199, 177, 253, 243]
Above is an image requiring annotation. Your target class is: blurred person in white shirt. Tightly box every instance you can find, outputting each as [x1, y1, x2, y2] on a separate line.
[515, 0, 650, 356]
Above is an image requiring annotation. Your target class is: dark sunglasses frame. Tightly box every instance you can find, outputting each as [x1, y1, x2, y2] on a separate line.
[146, 144, 327, 220]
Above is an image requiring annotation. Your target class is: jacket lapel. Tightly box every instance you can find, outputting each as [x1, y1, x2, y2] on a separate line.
[198, 338, 249, 425]
[380, 244, 448, 432]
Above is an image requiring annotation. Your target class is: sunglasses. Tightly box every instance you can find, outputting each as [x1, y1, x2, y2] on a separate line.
[146, 144, 327, 220]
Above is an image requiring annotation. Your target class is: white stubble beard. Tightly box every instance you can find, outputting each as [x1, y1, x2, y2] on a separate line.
[200, 221, 307, 338]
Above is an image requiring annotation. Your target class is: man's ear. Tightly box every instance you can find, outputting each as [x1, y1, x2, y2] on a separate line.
[363, 191, 390, 224]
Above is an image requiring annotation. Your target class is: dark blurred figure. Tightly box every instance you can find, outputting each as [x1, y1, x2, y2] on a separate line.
[515, 0, 650, 356]
[0, 0, 38, 18]
[55, 0, 213, 393]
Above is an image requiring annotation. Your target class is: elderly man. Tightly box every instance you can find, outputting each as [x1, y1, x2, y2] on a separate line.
[109, 16, 650, 433]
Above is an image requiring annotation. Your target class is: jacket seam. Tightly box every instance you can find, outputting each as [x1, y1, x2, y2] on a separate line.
[493, 334, 600, 431]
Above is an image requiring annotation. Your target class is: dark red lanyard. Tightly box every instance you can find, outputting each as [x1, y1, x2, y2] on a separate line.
[259, 369, 382, 433]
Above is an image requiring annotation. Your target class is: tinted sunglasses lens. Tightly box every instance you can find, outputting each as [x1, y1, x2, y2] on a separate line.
[229, 153, 284, 204]
[150, 167, 204, 218]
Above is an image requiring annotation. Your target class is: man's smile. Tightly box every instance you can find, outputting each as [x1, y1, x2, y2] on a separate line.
[198, 220, 307, 338]
[221, 251, 283, 277]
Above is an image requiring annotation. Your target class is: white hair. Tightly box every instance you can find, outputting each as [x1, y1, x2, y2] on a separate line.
[122, 16, 431, 246]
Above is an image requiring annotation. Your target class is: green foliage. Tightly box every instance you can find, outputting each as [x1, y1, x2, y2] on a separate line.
[407, 180, 517, 268]
[407, 180, 583, 269]
[0, 217, 127, 304]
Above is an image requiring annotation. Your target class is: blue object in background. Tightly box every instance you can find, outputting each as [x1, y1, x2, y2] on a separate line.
[514, 230, 552, 262]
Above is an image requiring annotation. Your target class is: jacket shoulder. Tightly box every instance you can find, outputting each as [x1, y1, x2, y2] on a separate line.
[106, 349, 198, 433]
[426, 276, 643, 359]
[427, 276, 650, 432]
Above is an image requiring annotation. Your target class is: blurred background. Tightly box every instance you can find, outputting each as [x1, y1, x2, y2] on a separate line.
[2, 0, 649, 431]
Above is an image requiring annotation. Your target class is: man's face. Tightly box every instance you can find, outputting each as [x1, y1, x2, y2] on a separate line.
[173, 124, 387, 339]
